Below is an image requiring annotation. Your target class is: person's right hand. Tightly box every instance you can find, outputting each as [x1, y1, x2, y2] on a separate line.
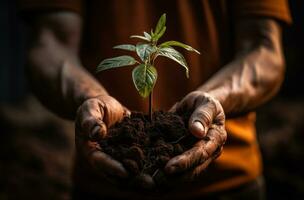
[75, 95, 130, 183]
[75, 95, 155, 190]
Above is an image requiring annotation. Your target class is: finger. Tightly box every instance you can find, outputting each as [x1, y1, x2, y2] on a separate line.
[90, 150, 129, 178]
[169, 102, 178, 113]
[76, 99, 107, 140]
[90, 123, 107, 141]
[180, 157, 213, 182]
[76, 136, 128, 178]
[205, 126, 227, 154]
[75, 135, 100, 156]
[187, 157, 213, 180]
[130, 174, 155, 190]
[180, 146, 224, 182]
[164, 140, 207, 174]
[165, 127, 226, 174]
[123, 107, 131, 118]
[155, 158, 213, 188]
[98, 95, 125, 127]
[188, 102, 217, 138]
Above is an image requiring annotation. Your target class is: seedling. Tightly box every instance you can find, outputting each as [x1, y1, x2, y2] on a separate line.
[96, 13, 200, 120]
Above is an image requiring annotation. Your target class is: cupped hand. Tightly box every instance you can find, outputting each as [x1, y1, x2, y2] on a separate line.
[75, 95, 130, 182]
[75, 95, 155, 189]
[165, 91, 227, 181]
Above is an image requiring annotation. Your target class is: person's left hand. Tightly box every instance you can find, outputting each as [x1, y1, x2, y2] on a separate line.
[164, 91, 227, 182]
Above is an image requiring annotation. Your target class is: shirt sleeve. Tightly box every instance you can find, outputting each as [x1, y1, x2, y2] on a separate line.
[17, 0, 83, 15]
[232, 0, 292, 25]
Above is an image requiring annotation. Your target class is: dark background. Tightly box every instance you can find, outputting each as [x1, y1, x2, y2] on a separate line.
[0, 0, 303, 199]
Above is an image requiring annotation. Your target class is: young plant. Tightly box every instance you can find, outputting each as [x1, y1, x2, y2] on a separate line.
[96, 13, 200, 120]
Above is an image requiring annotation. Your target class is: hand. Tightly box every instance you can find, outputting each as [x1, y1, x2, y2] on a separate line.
[165, 91, 227, 182]
[75, 95, 130, 183]
[75, 95, 155, 189]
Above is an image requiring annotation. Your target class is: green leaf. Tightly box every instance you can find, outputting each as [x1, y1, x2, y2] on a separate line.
[143, 32, 152, 41]
[150, 29, 154, 37]
[152, 26, 166, 42]
[136, 43, 157, 62]
[113, 44, 136, 51]
[154, 13, 166, 35]
[151, 13, 167, 43]
[96, 55, 136, 72]
[132, 64, 158, 98]
[130, 35, 150, 42]
[155, 46, 189, 78]
[159, 41, 200, 54]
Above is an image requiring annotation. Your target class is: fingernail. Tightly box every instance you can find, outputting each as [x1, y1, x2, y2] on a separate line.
[90, 124, 107, 140]
[124, 109, 131, 118]
[193, 121, 205, 133]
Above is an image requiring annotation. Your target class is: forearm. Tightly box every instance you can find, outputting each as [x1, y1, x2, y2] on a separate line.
[198, 19, 285, 117]
[26, 12, 107, 119]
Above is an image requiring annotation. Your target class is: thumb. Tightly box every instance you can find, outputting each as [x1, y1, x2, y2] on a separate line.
[76, 98, 108, 141]
[169, 102, 178, 113]
[188, 103, 216, 138]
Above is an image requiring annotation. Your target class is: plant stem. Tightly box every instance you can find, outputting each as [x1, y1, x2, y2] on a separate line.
[149, 91, 153, 121]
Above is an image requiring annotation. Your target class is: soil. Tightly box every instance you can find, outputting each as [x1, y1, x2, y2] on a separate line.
[98, 111, 197, 181]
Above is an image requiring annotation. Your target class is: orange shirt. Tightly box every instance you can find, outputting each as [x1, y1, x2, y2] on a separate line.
[18, 0, 291, 198]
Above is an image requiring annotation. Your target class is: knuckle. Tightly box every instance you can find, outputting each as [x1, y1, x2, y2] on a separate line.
[81, 99, 96, 110]
[193, 109, 213, 126]
[204, 97, 217, 111]
[200, 148, 209, 162]
[86, 98, 99, 105]
[216, 125, 227, 139]
[190, 146, 208, 166]
[205, 142, 218, 156]
[182, 91, 200, 107]
[196, 92, 213, 103]
[215, 112, 225, 126]
[81, 116, 96, 130]
[210, 127, 226, 144]
[175, 153, 192, 170]
[178, 155, 189, 168]
[201, 93, 224, 115]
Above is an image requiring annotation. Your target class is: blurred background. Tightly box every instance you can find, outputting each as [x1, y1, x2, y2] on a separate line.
[0, 0, 303, 199]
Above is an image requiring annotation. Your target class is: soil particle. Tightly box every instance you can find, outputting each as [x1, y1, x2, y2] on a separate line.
[99, 111, 195, 179]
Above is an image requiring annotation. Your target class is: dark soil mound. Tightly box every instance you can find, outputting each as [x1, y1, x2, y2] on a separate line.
[99, 111, 196, 178]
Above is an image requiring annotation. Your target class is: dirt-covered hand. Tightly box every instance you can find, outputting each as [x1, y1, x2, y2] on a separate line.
[165, 91, 227, 181]
[75, 95, 130, 182]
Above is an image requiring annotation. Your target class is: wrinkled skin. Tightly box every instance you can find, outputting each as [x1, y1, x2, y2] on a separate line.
[162, 19, 284, 183]
[25, 9, 285, 192]
[26, 13, 155, 189]
[75, 95, 129, 181]
[74, 95, 156, 188]
[164, 92, 226, 180]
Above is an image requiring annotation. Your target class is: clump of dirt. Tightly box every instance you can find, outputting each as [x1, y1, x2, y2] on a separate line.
[98, 111, 197, 178]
